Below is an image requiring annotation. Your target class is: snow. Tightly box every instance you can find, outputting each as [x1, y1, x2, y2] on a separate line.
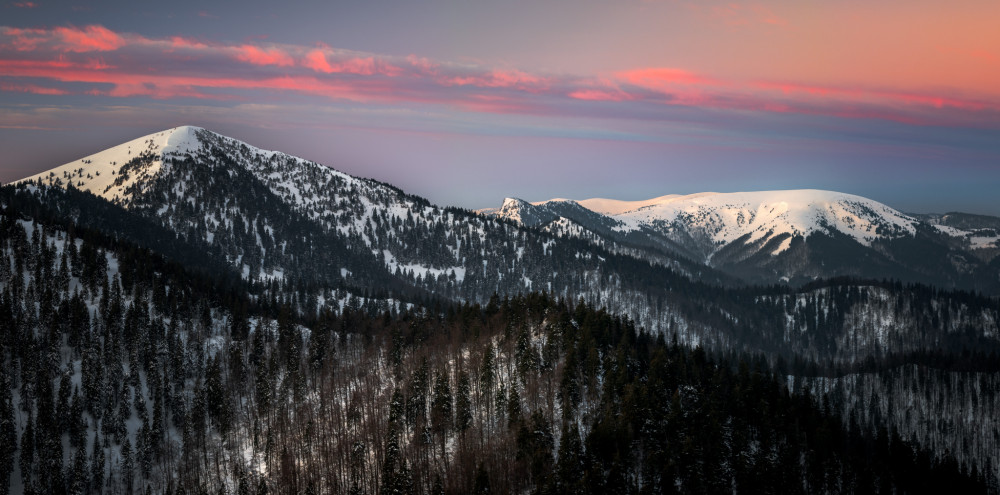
[497, 197, 527, 223]
[772, 236, 793, 255]
[558, 194, 683, 216]
[382, 249, 466, 283]
[932, 224, 968, 237]
[542, 239, 555, 255]
[932, 224, 1000, 249]
[11, 125, 207, 203]
[162, 124, 203, 155]
[617, 190, 917, 248]
[971, 235, 1000, 249]
[502, 189, 921, 258]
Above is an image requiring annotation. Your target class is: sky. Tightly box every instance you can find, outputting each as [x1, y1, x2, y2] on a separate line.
[1, 0, 999, 214]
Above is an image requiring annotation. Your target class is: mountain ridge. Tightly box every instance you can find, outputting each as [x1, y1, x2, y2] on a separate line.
[482, 189, 1000, 290]
[10, 125, 1000, 295]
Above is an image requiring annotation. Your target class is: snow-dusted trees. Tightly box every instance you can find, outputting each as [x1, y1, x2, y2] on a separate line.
[1, 184, 998, 494]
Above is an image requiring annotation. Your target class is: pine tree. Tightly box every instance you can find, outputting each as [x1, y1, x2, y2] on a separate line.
[91, 430, 106, 493]
[121, 437, 134, 494]
[430, 369, 453, 457]
[69, 444, 88, 495]
[0, 371, 15, 495]
[556, 423, 584, 493]
[456, 372, 473, 436]
[507, 386, 522, 426]
[19, 415, 34, 487]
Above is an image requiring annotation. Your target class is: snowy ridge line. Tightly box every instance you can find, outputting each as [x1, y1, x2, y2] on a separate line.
[495, 189, 923, 254]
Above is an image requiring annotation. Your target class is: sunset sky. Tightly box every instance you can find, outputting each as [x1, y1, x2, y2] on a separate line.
[1, 0, 998, 213]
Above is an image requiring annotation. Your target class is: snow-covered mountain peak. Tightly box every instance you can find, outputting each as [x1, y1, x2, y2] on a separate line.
[10, 125, 365, 210]
[502, 197, 528, 208]
[485, 189, 924, 262]
[162, 125, 206, 155]
[606, 189, 921, 256]
[494, 197, 532, 223]
[12, 125, 215, 202]
[619, 189, 919, 249]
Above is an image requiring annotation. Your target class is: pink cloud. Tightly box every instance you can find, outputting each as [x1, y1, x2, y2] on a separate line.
[618, 67, 715, 88]
[303, 49, 333, 72]
[235, 45, 294, 67]
[2, 27, 42, 51]
[444, 69, 547, 91]
[10, 1, 37, 7]
[0, 56, 395, 102]
[167, 36, 210, 50]
[2, 25, 125, 52]
[303, 49, 377, 75]
[406, 54, 439, 75]
[568, 86, 632, 102]
[53, 25, 125, 52]
[1, 24, 997, 130]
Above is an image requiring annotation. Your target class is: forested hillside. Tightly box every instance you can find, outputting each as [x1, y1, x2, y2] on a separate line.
[0, 203, 992, 493]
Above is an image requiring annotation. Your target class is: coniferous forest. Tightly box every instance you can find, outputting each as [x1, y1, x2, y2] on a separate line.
[0, 199, 995, 494]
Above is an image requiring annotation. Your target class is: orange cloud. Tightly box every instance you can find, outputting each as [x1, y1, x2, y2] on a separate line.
[235, 45, 294, 66]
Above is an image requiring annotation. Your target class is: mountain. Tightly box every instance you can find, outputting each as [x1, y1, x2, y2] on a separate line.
[9, 126, 999, 364]
[8, 126, 741, 345]
[484, 190, 1000, 291]
[5, 125, 1000, 491]
[19, 126, 717, 290]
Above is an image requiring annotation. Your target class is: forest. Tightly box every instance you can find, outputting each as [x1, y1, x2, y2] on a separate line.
[0, 206, 994, 493]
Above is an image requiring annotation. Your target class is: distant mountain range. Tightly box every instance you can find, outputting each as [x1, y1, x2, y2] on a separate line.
[481, 191, 1000, 291]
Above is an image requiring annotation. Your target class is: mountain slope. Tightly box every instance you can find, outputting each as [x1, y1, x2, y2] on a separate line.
[1, 209, 989, 493]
